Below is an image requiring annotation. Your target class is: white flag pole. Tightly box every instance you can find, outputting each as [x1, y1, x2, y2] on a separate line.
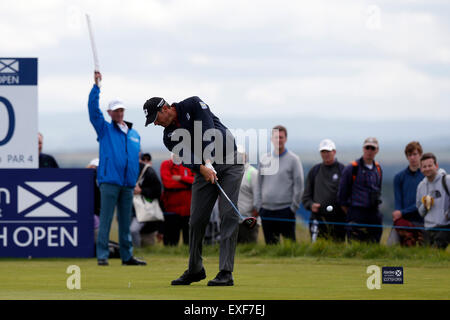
[86, 14, 101, 87]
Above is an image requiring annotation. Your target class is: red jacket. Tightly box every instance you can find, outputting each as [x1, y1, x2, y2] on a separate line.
[160, 159, 195, 216]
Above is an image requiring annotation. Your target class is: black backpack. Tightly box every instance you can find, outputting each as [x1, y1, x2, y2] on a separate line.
[442, 173, 449, 197]
[351, 160, 382, 186]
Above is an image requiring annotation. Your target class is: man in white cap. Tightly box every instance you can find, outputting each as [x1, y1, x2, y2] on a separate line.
[88, 71, 146, 266]
[302, 139, 346, 242]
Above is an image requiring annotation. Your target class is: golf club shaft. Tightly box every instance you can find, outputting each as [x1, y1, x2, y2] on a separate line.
[215, 180, 244, 220]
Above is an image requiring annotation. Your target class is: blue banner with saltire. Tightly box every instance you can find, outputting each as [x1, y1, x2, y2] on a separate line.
[0, 169, 95, 257]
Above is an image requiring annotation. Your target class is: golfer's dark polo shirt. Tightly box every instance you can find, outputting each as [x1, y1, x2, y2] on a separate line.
[162, 96, 236, 173]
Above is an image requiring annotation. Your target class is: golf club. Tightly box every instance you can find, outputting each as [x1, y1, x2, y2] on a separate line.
[215, 179, 257, 229]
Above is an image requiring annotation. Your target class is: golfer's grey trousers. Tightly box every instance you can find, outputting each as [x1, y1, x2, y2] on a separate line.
[189, 163, 244, 274]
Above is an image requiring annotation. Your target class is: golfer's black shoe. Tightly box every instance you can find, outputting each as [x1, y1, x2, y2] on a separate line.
[207, 271, 234, 286]
[171, 268, 206, 285]
[97, 259, 109, 266]
[122, 257, 147, 266]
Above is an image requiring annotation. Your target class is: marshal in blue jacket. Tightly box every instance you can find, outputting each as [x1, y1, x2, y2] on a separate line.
[88, 84, 141, 187]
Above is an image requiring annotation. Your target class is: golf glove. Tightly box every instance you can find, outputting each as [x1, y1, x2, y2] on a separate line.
[205, 162, 217, 175]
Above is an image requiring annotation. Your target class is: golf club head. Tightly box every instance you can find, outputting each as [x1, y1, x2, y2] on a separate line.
[243, 217, 257, 229]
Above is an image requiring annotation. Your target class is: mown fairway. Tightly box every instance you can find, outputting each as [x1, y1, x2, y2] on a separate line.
[0, 241, 448, 300]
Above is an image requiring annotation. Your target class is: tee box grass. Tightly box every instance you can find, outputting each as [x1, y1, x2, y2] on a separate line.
[0, 239, 448, 300]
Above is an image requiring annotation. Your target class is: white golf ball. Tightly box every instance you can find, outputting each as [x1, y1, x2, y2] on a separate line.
[326, 205, 333, 212]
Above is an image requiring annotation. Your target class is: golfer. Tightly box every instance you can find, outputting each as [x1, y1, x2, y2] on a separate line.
[143, 96, 244, 286]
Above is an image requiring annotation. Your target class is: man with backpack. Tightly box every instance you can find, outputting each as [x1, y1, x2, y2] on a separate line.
[416, 153, 450, 249]
[302, 139, 346, 242]
[338, 137, 383, 243]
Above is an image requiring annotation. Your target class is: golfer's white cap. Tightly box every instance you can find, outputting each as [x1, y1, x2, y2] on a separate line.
[319, 139, 336, 152]
[108, 99, 126, 111]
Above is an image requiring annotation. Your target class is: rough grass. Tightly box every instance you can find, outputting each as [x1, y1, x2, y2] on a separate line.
[112, 218, 449, 263]
[138, 239, 449, 264]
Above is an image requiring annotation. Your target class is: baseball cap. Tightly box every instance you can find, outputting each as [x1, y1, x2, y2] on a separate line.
[107, 99, 126, 111]
[319, 139, 336, 152]
[143, 97, 166, 126]
[363, 137, 379, 148]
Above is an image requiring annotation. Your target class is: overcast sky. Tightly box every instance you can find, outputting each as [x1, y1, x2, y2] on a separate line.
[1, 0, 450, 152]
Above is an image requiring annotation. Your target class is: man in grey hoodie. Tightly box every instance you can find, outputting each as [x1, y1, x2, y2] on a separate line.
[256, 125, 304, 244]
[416, 152, 450, 249]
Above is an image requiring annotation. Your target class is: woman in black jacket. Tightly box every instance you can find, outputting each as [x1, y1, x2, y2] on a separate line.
[130, 153, 163, 247]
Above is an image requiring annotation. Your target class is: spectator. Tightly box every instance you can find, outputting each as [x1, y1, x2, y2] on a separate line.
[338, 137, 383, 243]
[302, 139, 346, 242]
[160, 153, 195, 246]
[38, 132, 59, 168]
[236, 146, 260, 244]
[389, 141, 425, 246]
[141, 153, 152, 163]
[88, 71, 145, 266]
[256, 125, 304, 245]
[416, 153, 450, 249]
[130, 153, 163, 247]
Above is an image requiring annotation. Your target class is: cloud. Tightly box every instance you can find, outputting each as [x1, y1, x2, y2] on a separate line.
[2, 0, 450, 123]
[38, 73, 221, 113]
[242, 60, 450, 119]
